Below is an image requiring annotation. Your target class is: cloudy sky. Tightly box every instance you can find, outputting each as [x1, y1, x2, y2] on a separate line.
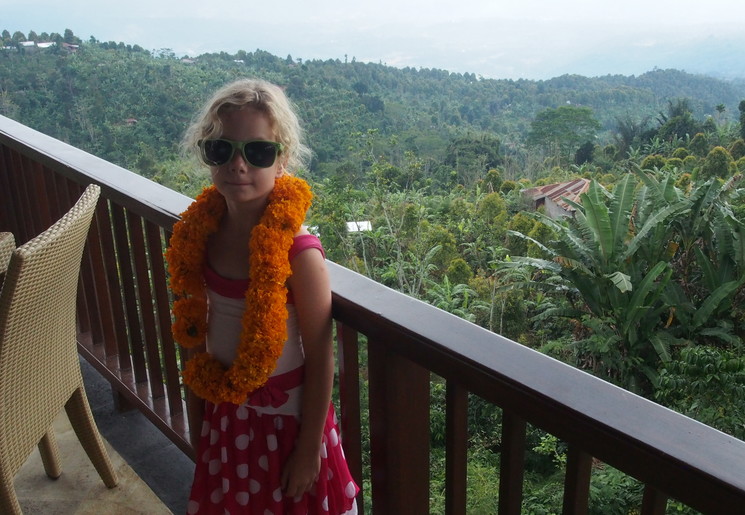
[5, 0, 745, 80]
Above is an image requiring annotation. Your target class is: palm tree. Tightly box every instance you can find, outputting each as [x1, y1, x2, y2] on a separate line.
[425, 275, 487, 323]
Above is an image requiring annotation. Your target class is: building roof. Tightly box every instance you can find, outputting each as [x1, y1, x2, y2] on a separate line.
[522, 178, 590, 213]
[346, 221, 372, 232]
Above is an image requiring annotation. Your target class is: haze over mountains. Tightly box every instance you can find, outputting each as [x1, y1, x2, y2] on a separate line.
[5, 0, 745, 81]
[564, 35, 745, 81]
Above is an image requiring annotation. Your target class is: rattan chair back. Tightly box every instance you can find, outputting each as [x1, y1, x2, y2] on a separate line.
[0, 184, 118, 514]
[0, 233, 13, 285]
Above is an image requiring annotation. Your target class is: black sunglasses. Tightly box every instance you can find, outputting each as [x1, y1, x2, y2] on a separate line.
[198, 139, 284, 168]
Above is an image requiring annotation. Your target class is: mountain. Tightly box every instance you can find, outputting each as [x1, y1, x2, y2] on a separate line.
[1, 31, 744, 184]
[566, 35, 745, 81]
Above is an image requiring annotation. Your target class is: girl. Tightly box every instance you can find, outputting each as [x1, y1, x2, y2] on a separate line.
[167, 79, 359, 514]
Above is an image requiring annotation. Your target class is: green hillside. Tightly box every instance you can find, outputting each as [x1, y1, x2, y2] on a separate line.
[2, 28, 744, 186]
[3, 29, 745, 513]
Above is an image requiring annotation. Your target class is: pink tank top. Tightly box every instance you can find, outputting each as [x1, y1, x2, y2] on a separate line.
[202, 233, 325, 378]
[203, 233, 325, 302]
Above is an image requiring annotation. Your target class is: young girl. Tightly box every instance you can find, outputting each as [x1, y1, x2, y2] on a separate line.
[167, 79, 359, 514]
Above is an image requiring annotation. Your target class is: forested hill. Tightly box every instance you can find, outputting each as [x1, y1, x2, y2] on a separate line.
[6, 34, 745, 504]
[2, 29, 745, 182]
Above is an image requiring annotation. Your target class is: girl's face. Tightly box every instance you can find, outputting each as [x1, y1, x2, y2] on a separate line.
[210, 106, 283, 207]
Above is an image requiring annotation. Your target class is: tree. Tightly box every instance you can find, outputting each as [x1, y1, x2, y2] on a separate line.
[446, 258, 473, 286]
[504, 173, 691, 392]
[63, 29, 79, 44]
[483, 168, 503, 192]
[527, 105, 600, 163]
[640, 154, 666, 170]
[651, 172, 745, 348]
[574, 141, 595, 165]
[656, 346, 745, 440]
[655, 98, 700, 142]
[505, 212, 535, 257]
[697, 146, 735, 182]
[425, 275, 486, 323]
[689, 132, 709, 157]
[730, 139, 745, 161]
[614, 114, 650, 159]
[740, 100, 745, 140]
[442, 134, 502, 188]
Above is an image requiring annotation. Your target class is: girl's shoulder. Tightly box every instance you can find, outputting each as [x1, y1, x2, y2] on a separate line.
[290, 228, 325, 261]
[295, 225, 311, 237]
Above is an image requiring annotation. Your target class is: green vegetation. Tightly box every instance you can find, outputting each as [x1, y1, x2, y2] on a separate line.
[4, 28, 745, 513]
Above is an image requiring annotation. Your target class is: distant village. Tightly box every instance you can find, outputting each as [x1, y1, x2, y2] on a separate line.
[2, 40, 79, 52]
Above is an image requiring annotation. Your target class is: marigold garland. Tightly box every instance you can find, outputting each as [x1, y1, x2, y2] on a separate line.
[165, 175, 312, 405]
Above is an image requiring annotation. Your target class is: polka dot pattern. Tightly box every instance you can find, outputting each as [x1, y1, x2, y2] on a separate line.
[235, 434, 249, 450]
[267, 434, 278, 452]
[186, 398, 359, 514]
[236, 491, 249, 506]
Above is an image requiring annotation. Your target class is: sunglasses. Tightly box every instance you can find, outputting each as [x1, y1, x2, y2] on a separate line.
[198, 139, 284, 168]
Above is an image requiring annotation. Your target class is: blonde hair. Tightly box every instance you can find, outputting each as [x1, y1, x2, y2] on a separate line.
[184, 79, 311, 173]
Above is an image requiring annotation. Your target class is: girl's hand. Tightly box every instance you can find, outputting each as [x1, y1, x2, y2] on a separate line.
[280, 444, 321, 498]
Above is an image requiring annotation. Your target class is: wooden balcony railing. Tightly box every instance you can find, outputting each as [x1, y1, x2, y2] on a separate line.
[2, 113, 745, 514]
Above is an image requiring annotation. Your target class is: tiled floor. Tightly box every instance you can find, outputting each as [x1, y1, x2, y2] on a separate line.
[13, 358, 195, 514]
[15, 410, 172, 515]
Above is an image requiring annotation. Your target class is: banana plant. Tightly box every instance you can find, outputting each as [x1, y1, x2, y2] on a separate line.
[634, 168, 745, 346]
[504, 173, 693, 392]
[514, 169, 745, 392]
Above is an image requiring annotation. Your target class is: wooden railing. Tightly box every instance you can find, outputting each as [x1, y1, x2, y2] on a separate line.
[2, 114, 745, 514]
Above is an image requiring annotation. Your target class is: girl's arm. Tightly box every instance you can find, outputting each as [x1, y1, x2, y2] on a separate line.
[281, 244, 334, 498]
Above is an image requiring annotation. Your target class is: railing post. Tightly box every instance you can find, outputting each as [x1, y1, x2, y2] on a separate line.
[368, 338, 430, 514]
[446, 381, 468, 514]
[641, 486, 667, 515]
[336, 322, 364, 512]
[499, 411, 526, 514]
[563, 445, 592, 514]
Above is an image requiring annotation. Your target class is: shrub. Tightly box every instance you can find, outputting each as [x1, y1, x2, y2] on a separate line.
[697, 146, 735, 181]
[655, 346, 745, 440]
[689, 132, 709, 157]
[672, 147, 689, 159]
[730, 138, 745, 160]
[640, 154, 665, 170]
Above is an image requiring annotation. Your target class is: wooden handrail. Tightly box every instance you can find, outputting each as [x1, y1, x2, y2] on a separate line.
[3, 114, 745, 514]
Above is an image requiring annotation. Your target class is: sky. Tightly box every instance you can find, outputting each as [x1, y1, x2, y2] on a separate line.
[4, 0, 745, 80]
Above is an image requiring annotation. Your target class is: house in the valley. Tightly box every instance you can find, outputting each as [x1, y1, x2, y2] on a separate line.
[521, 178, 590, 219]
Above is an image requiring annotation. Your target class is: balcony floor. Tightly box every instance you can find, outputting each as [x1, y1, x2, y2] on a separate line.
[14, 359, 194, 514]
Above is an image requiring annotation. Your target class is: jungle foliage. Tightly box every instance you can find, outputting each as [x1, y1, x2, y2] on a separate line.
[4, 29, 745, 513]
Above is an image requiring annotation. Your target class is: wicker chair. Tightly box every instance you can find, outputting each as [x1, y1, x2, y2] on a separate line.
[0, 184, 118, 514]
[0, 233, 13, 283]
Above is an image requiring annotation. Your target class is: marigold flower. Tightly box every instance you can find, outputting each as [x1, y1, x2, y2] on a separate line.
[167, 176, 312, 404]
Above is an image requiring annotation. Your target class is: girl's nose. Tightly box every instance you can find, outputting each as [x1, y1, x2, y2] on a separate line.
[229, 148, 249, 170]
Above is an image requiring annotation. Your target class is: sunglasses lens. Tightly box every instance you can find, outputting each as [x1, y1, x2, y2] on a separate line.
[243, 141, 279, 168]
[202, 140, 234, 165]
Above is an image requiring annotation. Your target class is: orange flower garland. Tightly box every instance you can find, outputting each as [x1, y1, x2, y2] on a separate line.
[165, 175, 313, 405]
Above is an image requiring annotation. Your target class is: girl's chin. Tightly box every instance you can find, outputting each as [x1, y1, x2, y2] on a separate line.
[218, 188, 272, 206]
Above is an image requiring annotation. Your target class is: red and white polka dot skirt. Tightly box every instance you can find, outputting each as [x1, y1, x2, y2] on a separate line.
[186, 395, 359, 514]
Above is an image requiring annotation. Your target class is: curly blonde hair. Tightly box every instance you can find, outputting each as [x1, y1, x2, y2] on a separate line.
[183, 78, 311, 173]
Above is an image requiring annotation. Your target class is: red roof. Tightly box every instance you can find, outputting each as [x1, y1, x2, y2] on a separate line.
[522, 178, 590, 212]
